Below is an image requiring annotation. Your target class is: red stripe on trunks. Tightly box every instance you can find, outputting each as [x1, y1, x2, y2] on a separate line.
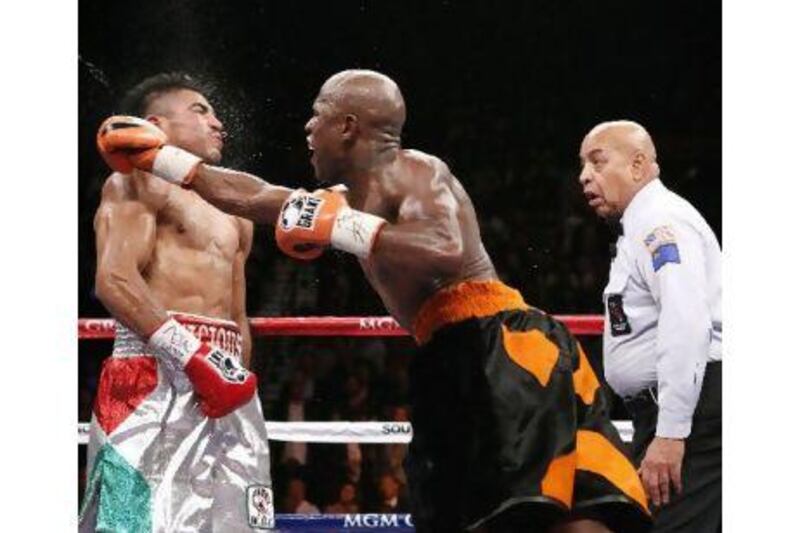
[94, 356, 158, 436]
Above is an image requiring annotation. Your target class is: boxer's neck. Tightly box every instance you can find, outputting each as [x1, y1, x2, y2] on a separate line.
[344, 148, 400, 208]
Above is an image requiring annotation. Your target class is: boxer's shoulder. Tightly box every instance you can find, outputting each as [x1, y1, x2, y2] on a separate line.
[99, 170, 169, 211]
[402, 149, 451, 175]
[94, 173, 160, 235]
[399, 150, 456, 197]
[99, 172, 132, 201]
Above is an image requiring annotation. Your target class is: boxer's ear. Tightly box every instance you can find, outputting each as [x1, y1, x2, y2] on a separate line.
[145, 115, 166, 130]
[342, 113, 359, 141]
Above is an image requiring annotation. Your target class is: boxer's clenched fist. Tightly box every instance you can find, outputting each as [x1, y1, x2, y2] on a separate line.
[275, 188, 387, 261]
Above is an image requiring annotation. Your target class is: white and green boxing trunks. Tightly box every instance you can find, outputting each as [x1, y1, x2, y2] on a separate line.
[79, 313, 274, 532]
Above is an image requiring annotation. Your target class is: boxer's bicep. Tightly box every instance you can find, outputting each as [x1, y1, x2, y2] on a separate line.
[93, 191, 166, 335]
[406, 181, 463, 253]
[374, 182, 464, 275]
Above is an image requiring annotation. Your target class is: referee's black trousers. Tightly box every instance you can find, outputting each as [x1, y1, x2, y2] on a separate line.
[626, 361, 722, 533]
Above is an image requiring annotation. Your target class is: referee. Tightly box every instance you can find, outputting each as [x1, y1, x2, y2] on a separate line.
[578, 121, 721, 532]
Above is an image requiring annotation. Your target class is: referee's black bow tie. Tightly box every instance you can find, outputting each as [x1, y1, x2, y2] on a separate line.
[608, 220, 624, 258]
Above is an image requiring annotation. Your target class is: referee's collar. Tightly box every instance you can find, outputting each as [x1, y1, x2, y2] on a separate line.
[621, 178, 665, 231]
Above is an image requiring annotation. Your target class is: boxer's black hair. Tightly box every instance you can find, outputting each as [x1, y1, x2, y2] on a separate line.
[119, 72, 211, 117]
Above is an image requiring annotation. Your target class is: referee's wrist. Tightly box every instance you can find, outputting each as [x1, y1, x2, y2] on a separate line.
[656, 410, 692, 439]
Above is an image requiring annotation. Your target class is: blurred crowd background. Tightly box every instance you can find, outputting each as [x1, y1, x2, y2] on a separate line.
[78, 0, 720, 513]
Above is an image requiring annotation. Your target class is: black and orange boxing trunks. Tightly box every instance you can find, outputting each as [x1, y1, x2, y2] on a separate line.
[406, 280, 651, 532]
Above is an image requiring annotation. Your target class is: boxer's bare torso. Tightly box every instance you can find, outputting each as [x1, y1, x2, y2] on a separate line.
[94, 169, 252, 357]
[352, 150, 497, 329]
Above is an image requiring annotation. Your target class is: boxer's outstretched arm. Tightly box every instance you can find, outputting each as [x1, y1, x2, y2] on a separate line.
[275, 161, 466, 275]
[189, 165, 294, 225]
[97, 117, 292, 224]
[93, 174, 169, 337]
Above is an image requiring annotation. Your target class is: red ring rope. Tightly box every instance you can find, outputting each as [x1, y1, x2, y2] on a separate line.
[78, 315, 604, 339]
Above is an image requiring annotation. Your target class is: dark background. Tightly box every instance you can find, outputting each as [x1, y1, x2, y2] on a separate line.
[78, 0, 720, 512]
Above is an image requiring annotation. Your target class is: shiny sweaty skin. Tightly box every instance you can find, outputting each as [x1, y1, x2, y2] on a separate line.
[304, 70, 497, 328]
[344, 148, 497, 329]
[162, 71, 497, 330]
[94, 88, 254, 364]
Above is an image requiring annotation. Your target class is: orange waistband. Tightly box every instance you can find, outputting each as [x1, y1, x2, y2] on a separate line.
[412, 280, 529, 344]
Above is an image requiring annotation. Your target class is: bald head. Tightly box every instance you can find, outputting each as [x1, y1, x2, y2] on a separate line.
[318, 69, 406, 141]
[578, 120, 661, 218]
[584, 120, 657, 166]
[305, 70, 407, 181]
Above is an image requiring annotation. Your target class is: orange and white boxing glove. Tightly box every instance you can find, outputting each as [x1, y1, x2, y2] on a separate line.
[275, 189, 387, 260]
[148, 318, 257, 418]
[96, 115, 202, 186]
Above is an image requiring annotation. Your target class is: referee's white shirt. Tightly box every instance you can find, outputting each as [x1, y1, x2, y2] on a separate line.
[602, 178, 721, 439]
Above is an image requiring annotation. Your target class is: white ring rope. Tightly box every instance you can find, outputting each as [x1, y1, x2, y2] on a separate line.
[78, 420, 633, 445]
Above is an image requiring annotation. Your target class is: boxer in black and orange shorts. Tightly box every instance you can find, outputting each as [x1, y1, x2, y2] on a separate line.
[408, 280, 651, 532]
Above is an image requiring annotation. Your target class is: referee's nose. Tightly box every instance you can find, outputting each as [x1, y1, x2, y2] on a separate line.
[578, 164, 592, 188]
